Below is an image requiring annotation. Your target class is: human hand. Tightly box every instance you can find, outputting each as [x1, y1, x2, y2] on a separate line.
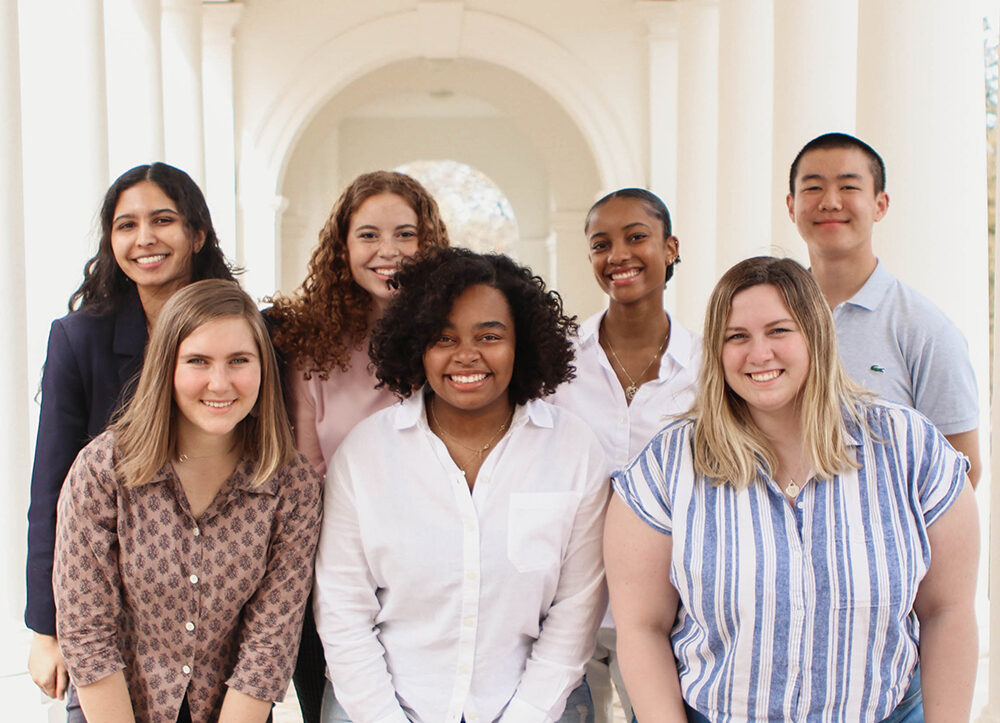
[28, 632, 68, 699]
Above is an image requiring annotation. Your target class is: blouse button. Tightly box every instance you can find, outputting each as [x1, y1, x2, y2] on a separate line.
[193, 526, 200, 537]
[189, 574, 199, 584]
[185, 621, 195, 632]
[182, 665, 191, 675]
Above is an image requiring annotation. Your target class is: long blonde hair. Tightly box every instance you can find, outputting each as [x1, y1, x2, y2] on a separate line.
[692, 257, 868, 489]
[113, 280, 296, 487]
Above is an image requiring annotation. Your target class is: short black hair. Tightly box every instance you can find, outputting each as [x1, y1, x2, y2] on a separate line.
[370, 247, 577, 405]
[585, 188, 678, 285]
[788, 132, 886, 195]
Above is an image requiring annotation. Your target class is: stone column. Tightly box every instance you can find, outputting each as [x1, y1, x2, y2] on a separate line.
[716, 0, 773, 270]
[1, 0, 29, 632]
[103, 0, 165, 177]
[202, 2, 243, 263]
[636, 0, 680, 312]
[672, 0, 718, 333]
[161, 0, 205, 185]
[857, 4, 989, 715]
[770, 0, 858, 262]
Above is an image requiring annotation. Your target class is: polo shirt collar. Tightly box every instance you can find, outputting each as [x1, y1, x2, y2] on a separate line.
[845, 258, 893, 311]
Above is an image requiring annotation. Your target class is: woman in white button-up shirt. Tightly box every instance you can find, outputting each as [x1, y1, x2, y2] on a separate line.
[313, 247, 609, 722]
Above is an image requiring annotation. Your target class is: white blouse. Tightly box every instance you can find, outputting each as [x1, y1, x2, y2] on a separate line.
[313, 392, 610, 723]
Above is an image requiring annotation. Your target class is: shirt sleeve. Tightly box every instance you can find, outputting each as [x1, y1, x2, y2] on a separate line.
[226, 455, 323, 703]
[902, 409, 968, 527]
[313, 449, 410, 723]
[611, 428, 675, 535]
[287, 368, 327, 477]
[908, 315, 979, 436]
[26, 319, 91, 635]
[501, 432, 610, 722]
[53, 436, 126, 687]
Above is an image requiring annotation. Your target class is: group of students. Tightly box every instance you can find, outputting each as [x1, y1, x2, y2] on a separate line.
[24, 131, 979, 723]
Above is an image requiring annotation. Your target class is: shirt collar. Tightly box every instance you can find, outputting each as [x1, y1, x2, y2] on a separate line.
[578, 310, 700, 377]
[394, 388, 553, 431]
[146, 455, 281, 496]
[844, 258, 893, 311]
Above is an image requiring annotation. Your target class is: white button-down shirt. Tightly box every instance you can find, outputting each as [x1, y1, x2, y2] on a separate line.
[314, 393, 609, 723]
[550, 311, 701, 472]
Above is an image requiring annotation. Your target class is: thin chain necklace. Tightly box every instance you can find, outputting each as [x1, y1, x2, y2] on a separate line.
[602, 323, 670, 402]
[429, 398, 513, 472]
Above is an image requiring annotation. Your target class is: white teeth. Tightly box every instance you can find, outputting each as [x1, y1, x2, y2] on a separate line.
[202, 400, 234, 408]
[611, 268, 641, 280]
[749, 370, 781, 382]
[451, 373, 487, 384]
[373, 267, 398, 276]
[136, 254, 167, 265]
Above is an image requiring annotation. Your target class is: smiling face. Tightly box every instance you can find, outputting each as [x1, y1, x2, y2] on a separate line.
[786, 146, 889, 263]
[173, 316, 261, 448]
[586, 196, 678, 306]
[346, 192, 421, 312]
[721, 284, 810, 428]
[422, 284, 516, 419]
[111, 181, 206, 301]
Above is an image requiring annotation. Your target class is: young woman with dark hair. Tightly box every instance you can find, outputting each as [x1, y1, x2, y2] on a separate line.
[313, 247, 609, 722]
[550, 188, 701, 721]
[25, 163, 237, 719]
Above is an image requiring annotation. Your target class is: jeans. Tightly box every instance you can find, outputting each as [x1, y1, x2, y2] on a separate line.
[559, 676, 595, 722]
[681, 664, 923, 723]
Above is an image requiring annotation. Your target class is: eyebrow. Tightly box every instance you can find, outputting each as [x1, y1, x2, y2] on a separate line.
[475, 320, 508, 330]
[354, 223, 418, 231]
[588, 221, 651, 240]
[799, 172, 864, 184]
[725, 318, 795, 331]
[113, 208, 179, 223]
[179, 349, 259, 359]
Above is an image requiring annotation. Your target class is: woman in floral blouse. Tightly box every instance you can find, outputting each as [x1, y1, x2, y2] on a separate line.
[54, 279, 322, 723]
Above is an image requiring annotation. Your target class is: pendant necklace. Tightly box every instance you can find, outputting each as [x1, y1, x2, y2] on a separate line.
[602, 325, 670, 402]
[429, 398, 513, 474]
[784, 479, 801, 497]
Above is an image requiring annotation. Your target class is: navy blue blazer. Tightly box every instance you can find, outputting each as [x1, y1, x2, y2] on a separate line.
[25, 297, 147, 635]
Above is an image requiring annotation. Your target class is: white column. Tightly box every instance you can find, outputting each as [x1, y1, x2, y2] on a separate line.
[550, 209, 606, 321]
[18, 0, 110, 408]
[856, 5, 990, 716]
[771, 0, 858, 262]
[103, 0, 165, 178]
[161, 0, 205, 185]
[2, 0, 29, 631]
[715, 0, 773, 270]
[636, 0, 680, 313]
[203, 1, 243, 263]
[672, 0, 718, 334]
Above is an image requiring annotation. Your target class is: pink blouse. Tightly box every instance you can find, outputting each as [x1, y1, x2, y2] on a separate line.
[286, 340, 399, 476]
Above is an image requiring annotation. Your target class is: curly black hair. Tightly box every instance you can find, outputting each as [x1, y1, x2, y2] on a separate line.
[370, 247, 577, 405]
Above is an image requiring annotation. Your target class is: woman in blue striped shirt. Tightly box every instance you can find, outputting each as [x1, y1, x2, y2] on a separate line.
[605, 256, 978, 721]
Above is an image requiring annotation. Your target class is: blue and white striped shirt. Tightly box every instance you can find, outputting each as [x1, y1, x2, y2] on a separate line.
[613, 400, 967, 722]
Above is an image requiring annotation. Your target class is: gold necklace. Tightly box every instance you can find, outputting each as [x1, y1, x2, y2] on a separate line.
[429, 398, 513, 471]
[602, 324, 670, 402]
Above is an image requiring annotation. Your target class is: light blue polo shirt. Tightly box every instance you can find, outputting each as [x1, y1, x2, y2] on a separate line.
[833, 259, 978, 435]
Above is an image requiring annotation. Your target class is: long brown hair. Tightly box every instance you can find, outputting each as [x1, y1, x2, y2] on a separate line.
[269, 171, 449, 378]
[692, 256, 867, 489]
[113, 279, 295, 488]
[70, 163, 236, 313]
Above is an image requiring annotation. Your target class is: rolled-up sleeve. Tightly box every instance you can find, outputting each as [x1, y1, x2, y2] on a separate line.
[227, 457, 323, 702]
[54, 438, 126, 687]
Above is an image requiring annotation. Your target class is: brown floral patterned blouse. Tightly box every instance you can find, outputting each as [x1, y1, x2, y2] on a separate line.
[54, 431, 322, 723]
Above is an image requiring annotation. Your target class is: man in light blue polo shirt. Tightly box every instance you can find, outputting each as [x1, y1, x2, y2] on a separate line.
[786, 132, 980, 486]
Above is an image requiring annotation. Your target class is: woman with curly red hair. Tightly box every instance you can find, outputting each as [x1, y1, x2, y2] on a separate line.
[267, 171, 449, 722]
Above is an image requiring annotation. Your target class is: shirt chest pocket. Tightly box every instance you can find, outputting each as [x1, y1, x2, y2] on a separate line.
[507, 492, 578, 573]
[829, 529, 920, 610]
